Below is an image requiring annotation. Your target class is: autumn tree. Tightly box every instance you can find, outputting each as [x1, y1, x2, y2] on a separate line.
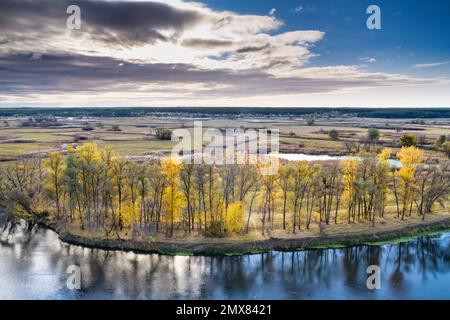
[245, 173, 261, 233]
[342, 158, 359, 223]
[225, 201, 244, 233]
[436, 135, 446, 147]
[277, 164, 292, 230]
[180, 163, 195, 233]
[0, 159, 45, 222]
[415, 161, 450, 219]
[148, 163, 166, 231]
[305, 166, 321, 229]
[441, 141, 450, 159]
[111, 157, 128, 230]
[367, 128, 380, 152]
[63, 149, 82, 225]
[161, 157, 184, 237]
[318, 163, 342, 225]
[328, 129, 339, 140]
[400, 134, 417, 147]
[368, 128, 380, 144]
[258, 161, 278, 235]
[2, 141, 449, 240]
[43, 152, 65, 219]
[289, 161, 312, 232]
[396, 146, 424, 219]
[374, 148, 392, 221]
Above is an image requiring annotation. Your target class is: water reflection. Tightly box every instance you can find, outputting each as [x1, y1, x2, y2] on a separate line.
[1, 223, 450, 299]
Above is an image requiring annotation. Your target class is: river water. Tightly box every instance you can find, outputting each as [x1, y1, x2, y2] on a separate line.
[1, 222, 450, 300]
[276, 153, 402, 167]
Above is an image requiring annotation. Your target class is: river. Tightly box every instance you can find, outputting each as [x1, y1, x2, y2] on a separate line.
[276, 153, 402, 167]
[1, 222, 450, 300]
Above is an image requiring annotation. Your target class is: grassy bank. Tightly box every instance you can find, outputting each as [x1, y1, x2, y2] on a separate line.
[39, 216, 450, 256]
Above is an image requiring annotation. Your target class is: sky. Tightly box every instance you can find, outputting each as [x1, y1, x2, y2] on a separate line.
[0, 0, 449, 108]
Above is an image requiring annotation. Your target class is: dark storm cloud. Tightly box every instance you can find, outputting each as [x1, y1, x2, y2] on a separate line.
[0, 53, 434, 98]
[182, 38, 233, 49]
[0, 0, 203, 46]
[0, 53, 235, 94]
[236, 44, 270, 53]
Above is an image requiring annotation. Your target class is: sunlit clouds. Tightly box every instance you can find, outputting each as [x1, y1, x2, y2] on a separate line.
[0, 0, 445, 107]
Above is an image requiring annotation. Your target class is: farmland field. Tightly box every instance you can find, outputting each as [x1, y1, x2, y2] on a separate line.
[1, 112, 450, 161]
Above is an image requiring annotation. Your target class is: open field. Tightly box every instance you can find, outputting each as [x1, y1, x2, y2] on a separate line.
[1, 113, 450, 161]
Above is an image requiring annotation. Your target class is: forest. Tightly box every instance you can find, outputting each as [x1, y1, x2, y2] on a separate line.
[2, 107, 450, 119]
[0, 142, 449, 239]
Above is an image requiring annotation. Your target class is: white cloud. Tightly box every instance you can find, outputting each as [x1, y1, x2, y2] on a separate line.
[294, 6, 303, 13]
[0, 0, 443, 107]
[413, 61, 450, 68]
[359, 57, 377, 63]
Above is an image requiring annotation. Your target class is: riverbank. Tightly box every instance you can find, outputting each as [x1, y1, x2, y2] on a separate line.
[38, 215, 450, 256]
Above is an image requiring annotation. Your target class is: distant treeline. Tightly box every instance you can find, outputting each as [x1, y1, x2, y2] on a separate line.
[1, 107, 450, 119]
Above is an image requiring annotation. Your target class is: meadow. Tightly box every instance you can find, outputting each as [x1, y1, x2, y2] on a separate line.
[1, 112, 449, 161]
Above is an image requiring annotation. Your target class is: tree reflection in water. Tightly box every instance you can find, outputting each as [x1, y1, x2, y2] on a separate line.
[1, 223, 450, 299]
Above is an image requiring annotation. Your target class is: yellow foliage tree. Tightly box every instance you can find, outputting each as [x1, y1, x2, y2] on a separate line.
[161, 157, 185, 237]
[43, 152, 66, 218]
[75, 142, 103, 165]
[396, 146, 424, 219]
[397, 146, 424, 167]
[375, 148, 392, 219]
[257, 160, 279, 234]
[72, 142, 106, 230]
[122, 201, 139, 229]
[379, 147, 392, 162]
[342, 158, 358, 223]
[225, 201, 244, 233]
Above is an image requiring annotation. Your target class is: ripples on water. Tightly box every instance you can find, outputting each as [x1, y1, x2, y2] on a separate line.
[1, 222, 450, 300]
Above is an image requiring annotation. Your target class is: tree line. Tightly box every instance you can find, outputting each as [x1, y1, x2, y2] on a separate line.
[2, 107, 450, 119]
[0, 142, 449, 238]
